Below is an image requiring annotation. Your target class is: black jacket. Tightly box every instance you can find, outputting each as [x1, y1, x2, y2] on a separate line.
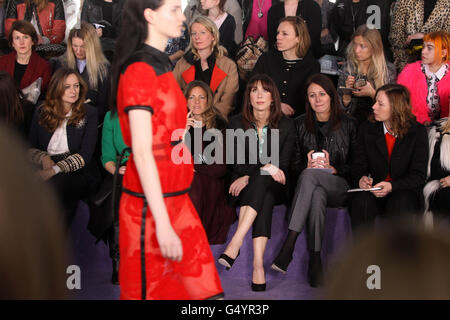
[29, 104, 98, 165]
[352, 120, 428, 199]
[227, 113, 296, 184]
[79, 67, 110, 123]
[267, 0, 322, 58]
[252, 49, 320, 117]
[292, 112, 358, 181]
[330, 0, 393, 59]
[81, 0, 124, 52]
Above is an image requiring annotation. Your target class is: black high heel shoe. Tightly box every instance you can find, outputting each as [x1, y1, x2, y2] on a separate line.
[251, 282, 266, 292]
[218, 250, 240, 269]
[270, 252, 293, 274]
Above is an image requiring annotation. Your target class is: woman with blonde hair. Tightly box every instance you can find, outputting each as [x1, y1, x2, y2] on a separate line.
[58, 22, 110, 121]
[339, 25, 397, 124]
[28, 68, 99, 225]
[397, 31, 449, 125]
[173, 15, 238, 118]
[199, 0, 237, 57]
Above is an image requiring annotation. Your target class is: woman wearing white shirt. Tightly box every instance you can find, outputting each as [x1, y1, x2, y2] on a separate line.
[28, 68, 99, 225]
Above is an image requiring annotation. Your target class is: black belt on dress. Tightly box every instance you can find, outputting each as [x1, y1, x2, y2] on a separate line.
[122, 186, 191, 198]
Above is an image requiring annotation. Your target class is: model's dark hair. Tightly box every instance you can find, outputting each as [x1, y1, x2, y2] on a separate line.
[0, 71, 24, 125]
[242, 73, 282, 129]
[110, 0, 165, 113]
[304, 73, 343, 133]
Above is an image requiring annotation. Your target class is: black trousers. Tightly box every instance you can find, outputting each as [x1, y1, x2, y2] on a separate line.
[234, 173, 284, 238]
[430, 187, 450, 217]
[50, 171, 89, 225]
[349, 189, 420, 231]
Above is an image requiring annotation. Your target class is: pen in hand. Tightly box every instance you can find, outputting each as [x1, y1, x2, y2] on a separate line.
[367, 174, 373, 188]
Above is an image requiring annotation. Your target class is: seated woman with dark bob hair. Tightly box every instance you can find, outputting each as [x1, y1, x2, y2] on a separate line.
[350, 84, 429, 231]
[271, 73, 358, 288]
[0, 20, 51, 102]
[218, 73, 295, 292]
[28, 68, 99, 224]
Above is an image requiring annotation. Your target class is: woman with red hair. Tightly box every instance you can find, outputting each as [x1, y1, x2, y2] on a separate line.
[397, 31, 450, 126]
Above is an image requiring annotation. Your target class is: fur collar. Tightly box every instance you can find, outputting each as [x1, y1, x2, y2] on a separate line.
[424, 121, 450, 213]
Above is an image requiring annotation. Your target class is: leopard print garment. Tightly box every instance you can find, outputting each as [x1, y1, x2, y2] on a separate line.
[389, 0, 450, 71]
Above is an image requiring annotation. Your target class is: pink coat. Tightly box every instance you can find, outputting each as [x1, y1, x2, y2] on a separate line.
[397, 61, 450, 124]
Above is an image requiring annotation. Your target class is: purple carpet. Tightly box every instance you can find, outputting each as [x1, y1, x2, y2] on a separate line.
[67, 202, 352, 299]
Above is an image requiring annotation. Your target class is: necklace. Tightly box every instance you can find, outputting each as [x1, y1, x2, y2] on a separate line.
[256, 0, 265, 18]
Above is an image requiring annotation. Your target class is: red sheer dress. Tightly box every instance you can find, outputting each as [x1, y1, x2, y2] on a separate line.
[116, 44, 224, 300]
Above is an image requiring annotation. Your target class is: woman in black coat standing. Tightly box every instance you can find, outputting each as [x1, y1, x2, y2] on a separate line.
[267, 0, 322, 58]
[271, 74, 358, 287]
[253, 16, 320, 117]
[350, 84, 429, 231]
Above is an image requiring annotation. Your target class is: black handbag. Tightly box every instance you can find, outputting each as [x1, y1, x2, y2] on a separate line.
[91, 174, 114, 206]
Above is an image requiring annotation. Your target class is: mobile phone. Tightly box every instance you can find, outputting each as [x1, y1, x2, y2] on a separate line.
[339, 86, 358, 94]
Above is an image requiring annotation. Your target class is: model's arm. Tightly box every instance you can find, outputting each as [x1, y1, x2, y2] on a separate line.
[128, 109, 182, 261]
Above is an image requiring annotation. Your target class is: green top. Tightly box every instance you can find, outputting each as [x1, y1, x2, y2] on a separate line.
[101, 111, 129, 167]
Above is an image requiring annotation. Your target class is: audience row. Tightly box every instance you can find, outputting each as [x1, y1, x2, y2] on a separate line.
[0, 0, 449, 291]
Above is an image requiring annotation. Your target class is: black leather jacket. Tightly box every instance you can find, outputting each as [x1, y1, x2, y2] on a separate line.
[81, 0, 124, 42]
[292, 112, 358, 181]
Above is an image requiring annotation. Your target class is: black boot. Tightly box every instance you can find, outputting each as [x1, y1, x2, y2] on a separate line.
[271, 230, 299, 274]
[307, 251, 323, 288]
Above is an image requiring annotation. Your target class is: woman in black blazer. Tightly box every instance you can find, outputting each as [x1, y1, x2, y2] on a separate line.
[29, 68, 99, 225]
[218, 74, 295, 291]
[350, 84, 429, 231]
[253, 16, 320, 117]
